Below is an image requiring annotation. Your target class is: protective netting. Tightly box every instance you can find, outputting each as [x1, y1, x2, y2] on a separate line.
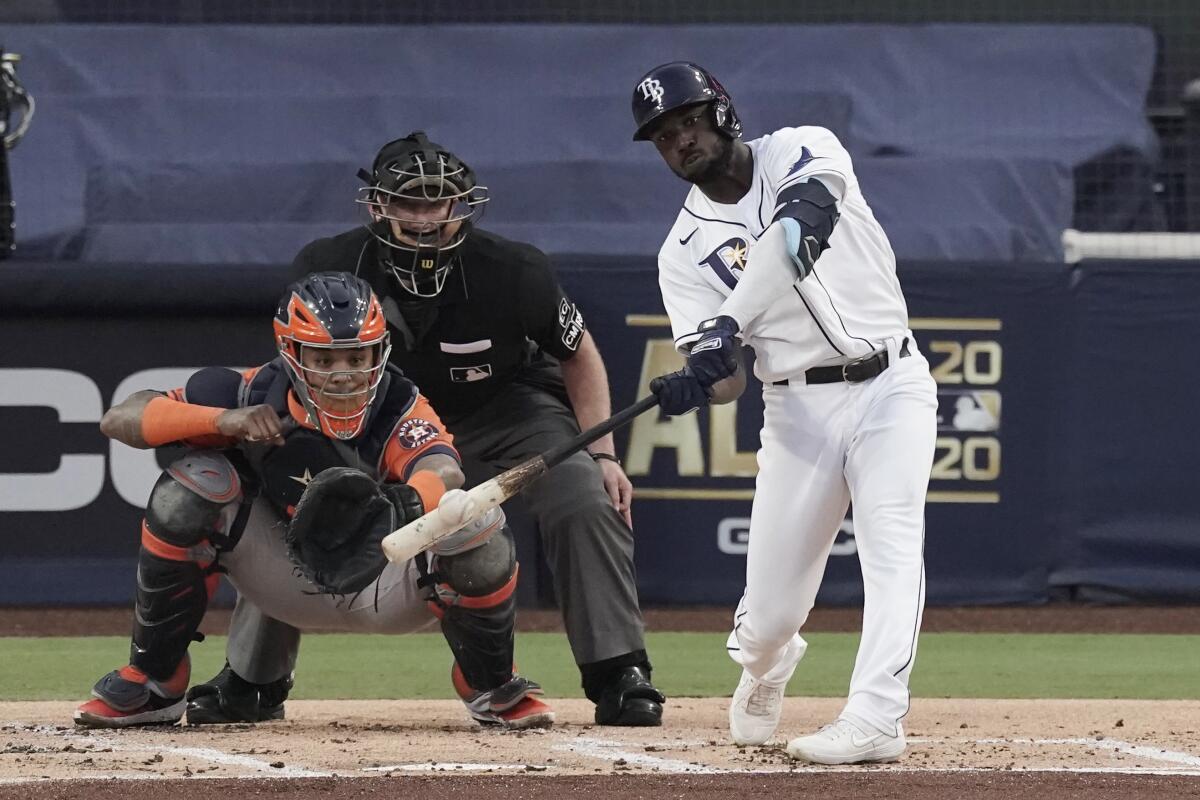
[3, 0, 1200, 258]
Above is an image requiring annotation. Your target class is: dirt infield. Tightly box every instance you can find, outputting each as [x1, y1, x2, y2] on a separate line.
[2, 698, 1198, 798]
[4, 606, 1199, 797]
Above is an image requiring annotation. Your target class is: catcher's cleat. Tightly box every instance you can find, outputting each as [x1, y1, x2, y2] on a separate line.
[184, 661, 292, 725]
[452, 663, 555, 730]
[594, 665, 666, 727]
[74, 658, 189, 728]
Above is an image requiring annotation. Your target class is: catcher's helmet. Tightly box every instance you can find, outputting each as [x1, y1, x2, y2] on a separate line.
[274, 271, 391, 440]
[631, 62, 742, 142]
[356, 131, 489, 299]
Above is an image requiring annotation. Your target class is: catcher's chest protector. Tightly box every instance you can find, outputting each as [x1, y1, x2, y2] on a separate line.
[242, 360, 419, 517]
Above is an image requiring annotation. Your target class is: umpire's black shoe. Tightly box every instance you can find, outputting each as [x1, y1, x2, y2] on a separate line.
[594, 665, 666, 727]
[184, 662, 293, 725]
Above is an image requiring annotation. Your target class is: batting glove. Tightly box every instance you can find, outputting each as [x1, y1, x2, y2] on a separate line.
[687, 315, 740, 386]
[650, 368, 711, 416]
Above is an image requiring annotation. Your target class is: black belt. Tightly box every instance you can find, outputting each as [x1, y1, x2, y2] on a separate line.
[773, 338, 910, 386]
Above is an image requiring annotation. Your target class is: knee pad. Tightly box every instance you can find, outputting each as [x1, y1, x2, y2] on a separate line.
[145, 451, 242, 549]
[434, 534, 519, 693]
[433, 529, 517, 604]
[432, 506, 505, 557]
[132, 452, 240, 680]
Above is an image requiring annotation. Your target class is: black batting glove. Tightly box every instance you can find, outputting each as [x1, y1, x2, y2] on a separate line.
[650, 368, 712, 416]
[687, 315, 740, 386]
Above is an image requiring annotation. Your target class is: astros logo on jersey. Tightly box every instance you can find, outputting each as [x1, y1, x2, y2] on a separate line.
[699, 237, 750, 290]
[397, 418, 440, 449]
[638, 78, 665, 103]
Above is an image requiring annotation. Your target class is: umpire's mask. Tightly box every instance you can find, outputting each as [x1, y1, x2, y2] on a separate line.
[356, 131, 489, 299]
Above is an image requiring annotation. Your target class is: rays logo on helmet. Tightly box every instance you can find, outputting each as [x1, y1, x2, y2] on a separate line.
[638, 78, 665, 103]
[397, 418, 440, 449]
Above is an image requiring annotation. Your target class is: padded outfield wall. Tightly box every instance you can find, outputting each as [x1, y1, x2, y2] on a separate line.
[1, 257, 1197, 607]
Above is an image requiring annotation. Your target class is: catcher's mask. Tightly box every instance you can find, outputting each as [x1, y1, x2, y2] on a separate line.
[356, 131, 489, 299]
[273, 271, 391, 440]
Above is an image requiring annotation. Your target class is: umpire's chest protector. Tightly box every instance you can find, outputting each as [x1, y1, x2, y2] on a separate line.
[240, 360, 420, 517]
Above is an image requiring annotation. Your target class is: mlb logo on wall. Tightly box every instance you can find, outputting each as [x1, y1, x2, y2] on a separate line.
[451, 364, 493, 382]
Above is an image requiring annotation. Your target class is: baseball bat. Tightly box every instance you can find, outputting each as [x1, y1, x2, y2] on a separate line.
[381, 393, 659, 564]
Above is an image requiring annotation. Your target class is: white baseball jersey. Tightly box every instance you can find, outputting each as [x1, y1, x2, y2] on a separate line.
[658, 126, 910, 383]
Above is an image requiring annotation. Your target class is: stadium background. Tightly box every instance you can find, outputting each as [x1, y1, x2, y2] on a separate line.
[2, 0, 1199, 611]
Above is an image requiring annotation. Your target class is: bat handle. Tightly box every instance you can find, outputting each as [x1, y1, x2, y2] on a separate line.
[543, 394, 658, 469]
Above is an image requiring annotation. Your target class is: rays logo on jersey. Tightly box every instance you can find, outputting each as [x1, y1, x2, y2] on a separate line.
[785, 146, 824, 178]
[396, 418, 440, 449]
[699, 237, 749, 290]
[638, 77, 664, 103]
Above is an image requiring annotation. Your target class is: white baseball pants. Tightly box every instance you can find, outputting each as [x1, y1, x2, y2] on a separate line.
[728, 336, 937, 735]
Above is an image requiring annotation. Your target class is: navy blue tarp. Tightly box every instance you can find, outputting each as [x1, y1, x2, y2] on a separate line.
[4, 24, 1154, 262]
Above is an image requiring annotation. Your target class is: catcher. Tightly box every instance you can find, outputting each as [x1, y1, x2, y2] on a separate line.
[74, 271, 554, 730]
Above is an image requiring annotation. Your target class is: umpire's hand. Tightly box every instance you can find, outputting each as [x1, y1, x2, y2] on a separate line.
[596, 458, 633, 529]
[650, 368, 712, 416]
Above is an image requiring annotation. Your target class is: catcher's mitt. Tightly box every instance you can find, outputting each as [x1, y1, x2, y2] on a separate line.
[284, 466, 424, 595]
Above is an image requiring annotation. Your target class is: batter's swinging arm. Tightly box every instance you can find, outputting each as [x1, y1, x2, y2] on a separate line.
[381, 394, 658, 564]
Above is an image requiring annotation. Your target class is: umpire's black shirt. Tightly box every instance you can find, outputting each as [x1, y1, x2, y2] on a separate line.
[292, 226, 585, 422]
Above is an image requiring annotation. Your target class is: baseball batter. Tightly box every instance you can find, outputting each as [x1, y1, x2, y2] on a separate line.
[632, 62, 937, 765]
[74, 272, 553, 731]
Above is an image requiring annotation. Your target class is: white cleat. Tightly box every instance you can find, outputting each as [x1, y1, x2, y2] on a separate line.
[786, 718, 906, 765]
[728, 669, 785, 745]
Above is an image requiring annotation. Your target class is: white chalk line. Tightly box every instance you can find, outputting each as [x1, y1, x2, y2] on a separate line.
[970, 737, 1200, 768]
[3, 723, 1200, 783]
[2, 722, 331, 779]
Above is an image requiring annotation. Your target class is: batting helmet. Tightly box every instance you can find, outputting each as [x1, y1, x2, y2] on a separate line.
[631, 62, 742, 142]
[274, 271, 391, 440]
[355, 131, 489, 298]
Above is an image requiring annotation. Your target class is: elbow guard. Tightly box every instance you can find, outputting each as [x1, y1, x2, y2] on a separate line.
[773, 178, 840, 279]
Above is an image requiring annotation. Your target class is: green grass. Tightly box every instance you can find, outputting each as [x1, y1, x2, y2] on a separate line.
[3, 632, 1197, 701]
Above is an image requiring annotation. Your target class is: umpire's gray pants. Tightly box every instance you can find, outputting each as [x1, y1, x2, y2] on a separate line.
[450, 382, 646, 666]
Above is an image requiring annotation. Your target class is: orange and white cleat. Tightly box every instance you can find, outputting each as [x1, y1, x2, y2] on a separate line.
[452, 663, 555, 730]
[74, 657, 190, 728]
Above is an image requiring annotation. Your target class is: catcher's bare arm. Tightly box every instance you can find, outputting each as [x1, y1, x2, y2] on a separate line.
[101, 388, 287, 449]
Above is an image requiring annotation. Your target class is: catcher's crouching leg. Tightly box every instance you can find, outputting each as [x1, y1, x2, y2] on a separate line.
[75, 453, 240, 728]
[427, 511, 554, 730]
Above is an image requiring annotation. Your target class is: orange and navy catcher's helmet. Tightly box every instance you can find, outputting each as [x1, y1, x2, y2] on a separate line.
[273, 271, 391, 440]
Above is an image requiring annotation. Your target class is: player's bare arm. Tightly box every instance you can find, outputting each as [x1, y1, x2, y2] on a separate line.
[100, 389, 285, 449]
[404, 452, 466, 492]
[560, 330, 633, 526]
[99, 389, 165, 448]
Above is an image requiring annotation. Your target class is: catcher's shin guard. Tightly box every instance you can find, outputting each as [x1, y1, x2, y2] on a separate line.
[131, 455, 241, 680]
[426, 531, 519, 693]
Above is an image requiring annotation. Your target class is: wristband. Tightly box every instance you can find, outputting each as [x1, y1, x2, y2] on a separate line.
[406, 469, 447, 514]
[590, 452, 622, 467]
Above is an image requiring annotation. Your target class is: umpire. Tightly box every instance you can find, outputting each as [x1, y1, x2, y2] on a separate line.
[288, 131, 664, 725]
